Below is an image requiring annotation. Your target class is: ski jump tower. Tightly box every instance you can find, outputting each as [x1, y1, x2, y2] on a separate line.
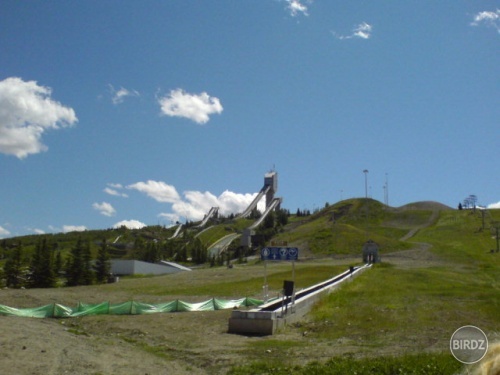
[240, 171, 281, 248]
[264, 171, 278, 209]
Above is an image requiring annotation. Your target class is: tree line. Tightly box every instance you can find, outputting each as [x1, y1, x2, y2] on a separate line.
[1, 207, 295, 289]
[1, 234, 212, 289]
[2, 237, 111, 289]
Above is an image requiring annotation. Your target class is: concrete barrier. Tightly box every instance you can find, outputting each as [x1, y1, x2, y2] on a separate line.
[228, 264, 370, 335]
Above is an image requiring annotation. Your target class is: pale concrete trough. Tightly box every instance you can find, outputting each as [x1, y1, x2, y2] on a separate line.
[228, 264, 370, 335]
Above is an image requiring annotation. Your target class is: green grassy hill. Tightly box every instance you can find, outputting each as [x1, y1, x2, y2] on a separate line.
[0, 198, 486, 265]
[1, 200, 499, 374]
[273, 199, 452, 257]
[231, 206, 499, 374]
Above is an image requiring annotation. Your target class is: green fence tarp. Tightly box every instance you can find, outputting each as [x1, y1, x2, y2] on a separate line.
[0, 297, 269, 318]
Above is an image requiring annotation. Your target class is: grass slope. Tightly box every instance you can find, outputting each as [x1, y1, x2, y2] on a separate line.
[231, 207, 499, 374]
[1, 201, 499, 374]
[273, 199, 446, 256]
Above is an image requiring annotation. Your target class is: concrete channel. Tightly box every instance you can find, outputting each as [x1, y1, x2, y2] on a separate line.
[228, 264, 371, 335]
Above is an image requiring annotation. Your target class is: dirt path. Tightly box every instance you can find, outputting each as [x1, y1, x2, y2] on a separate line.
[399, 209, 440, 241]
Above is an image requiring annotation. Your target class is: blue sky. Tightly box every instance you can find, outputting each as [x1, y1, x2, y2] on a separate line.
[1, 1, 499, 237]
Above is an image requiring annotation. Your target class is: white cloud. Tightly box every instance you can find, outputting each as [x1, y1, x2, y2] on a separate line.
[127, 180, 181, 203]
[162, 188, 263, 222]
[487, 201, 500, 209]
[125, 179, 266, 223]
[0, 77, 78, 158]
[0, 226, 11, 238]
[109, 84, 140, 104]
[113, 219, 146, 229]
[219, 190, 265, 216]
[62, 225, 87, 233]
[104, 183, 128, 197]
[353, 22, 373, 39]
[285, 0, 310, 17]
[332, 22, 373, 40]
[471, 10, 500, 33]
[158, 89, 223, 124]
[33, 228, 45, 235]
[104, 187, 129, 197]
[92, 202, 116, 217]
[170, 190, 219, 221]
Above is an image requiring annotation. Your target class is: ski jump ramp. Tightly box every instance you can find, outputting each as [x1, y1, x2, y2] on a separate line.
[236, 186, 270, 219]
[195, 207, 219, 228]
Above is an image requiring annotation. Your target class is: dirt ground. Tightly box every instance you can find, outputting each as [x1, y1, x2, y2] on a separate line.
[0, 247, 449, 375]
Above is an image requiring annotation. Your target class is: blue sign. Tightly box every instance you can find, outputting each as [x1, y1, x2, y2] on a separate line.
[261, 247, 299, 261]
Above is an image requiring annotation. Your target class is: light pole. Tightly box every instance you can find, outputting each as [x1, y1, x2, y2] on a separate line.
[363, 169, 369, 240]
[363, 170, 369, 199]
[385, 173, 389, 206]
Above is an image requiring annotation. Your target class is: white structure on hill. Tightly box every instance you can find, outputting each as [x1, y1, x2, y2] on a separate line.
[111, 260, 191, 276]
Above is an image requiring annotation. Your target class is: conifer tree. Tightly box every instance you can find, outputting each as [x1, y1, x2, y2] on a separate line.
[55, 250, 63, 277]
[29, 238, 56, 288]
[5, 243, 24, 288]
[94, 239, 110, 284]
[81, 240, 94, 285]
[133, 237, 146, 259]
[66, 238, 84, 286]
[190, 238, 207, 264]
[277, 208, 289, 226]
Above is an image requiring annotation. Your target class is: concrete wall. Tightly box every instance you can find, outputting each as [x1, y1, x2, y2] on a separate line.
[228, 311, 277, 335]
[228, 265, 370, 335]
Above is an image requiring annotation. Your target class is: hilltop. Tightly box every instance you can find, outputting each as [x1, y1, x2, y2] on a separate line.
[0, 198, 455, 265]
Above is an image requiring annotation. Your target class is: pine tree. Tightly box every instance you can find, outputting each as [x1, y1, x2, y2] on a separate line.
[55, 250, 63, 277]
[277, 209, 289, 226]
[81, 240, 94, 285]
[29, 238, 56, 288]
[94, 239, 111, 284]
[5, 243, 24, 288]
[66, 238, 84, 286]
[133, 237, 146, 260]
[0, 240, 6, 260]
[263, 211, 275, 229]
[190, 238, 207, 264]
[180, 245, 187, 262]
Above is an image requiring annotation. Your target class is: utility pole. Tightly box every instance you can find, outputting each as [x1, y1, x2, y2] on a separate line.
[363, 170, 369, 199]
[497, 226, 499, 253]
[385, 173, 389, 206]
[493, 222, 500, 253]
[363, 169, 370, 241]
